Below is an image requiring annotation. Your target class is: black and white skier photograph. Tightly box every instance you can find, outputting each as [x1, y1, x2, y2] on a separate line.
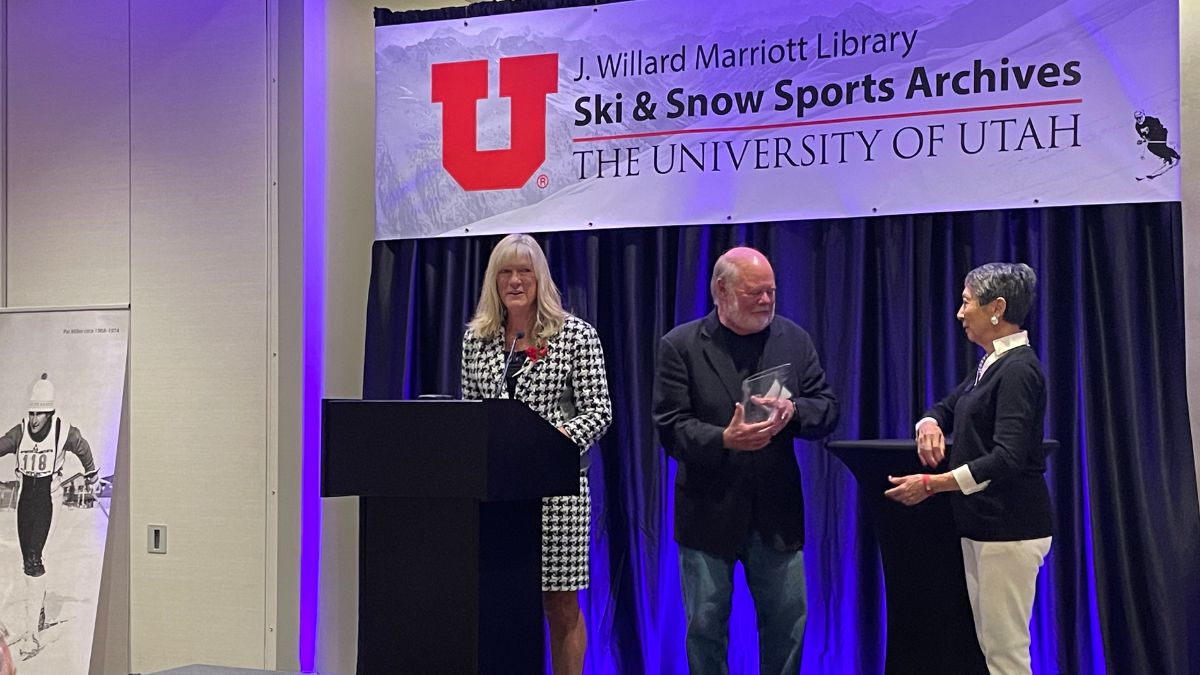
[0, 309, 127, 674]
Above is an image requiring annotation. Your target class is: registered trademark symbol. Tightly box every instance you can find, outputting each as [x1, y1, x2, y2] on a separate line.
[536, 174, 550, 189]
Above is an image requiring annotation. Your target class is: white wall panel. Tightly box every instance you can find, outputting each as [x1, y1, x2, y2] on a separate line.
[313, 3, 473, 672]
[91, 373, 131, 675]
[312, 2, 370, 672]
[275, 0, 304, 669]
[5, 0, 129, 306]
[128, 1, 270, 671]
[1181, 0, 1200, 514]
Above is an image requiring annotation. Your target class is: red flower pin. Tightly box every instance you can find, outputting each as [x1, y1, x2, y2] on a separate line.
[525, 344, 549, 362]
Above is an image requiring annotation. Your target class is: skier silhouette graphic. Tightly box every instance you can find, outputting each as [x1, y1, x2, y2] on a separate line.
[1133, 109, 1181, 181]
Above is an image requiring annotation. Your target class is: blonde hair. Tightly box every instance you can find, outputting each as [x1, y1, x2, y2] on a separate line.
[467, 234, 567, 341]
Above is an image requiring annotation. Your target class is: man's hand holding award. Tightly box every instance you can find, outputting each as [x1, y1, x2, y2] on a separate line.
[722, 363, 796, 452]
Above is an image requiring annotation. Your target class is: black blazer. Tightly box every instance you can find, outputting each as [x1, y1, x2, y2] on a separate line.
[926, 345, 1052, 541]
[652, 311, 839, 557]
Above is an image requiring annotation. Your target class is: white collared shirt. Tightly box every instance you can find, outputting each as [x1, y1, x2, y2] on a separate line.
[918, 331, 1030, 494]
[976, 330, 1029, 383]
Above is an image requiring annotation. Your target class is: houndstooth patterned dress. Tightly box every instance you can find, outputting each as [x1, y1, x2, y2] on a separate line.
[461, 314, 612, 591]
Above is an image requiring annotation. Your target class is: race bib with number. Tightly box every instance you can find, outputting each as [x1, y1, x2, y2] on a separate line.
[17, 444, 55, 478]
[17, 416, 62, 478]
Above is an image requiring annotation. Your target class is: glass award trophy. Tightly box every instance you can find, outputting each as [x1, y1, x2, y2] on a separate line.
[741, 363, 795, 423]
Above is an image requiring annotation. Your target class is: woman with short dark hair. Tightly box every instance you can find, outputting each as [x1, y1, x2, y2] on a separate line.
[886, 262, 1051, 675]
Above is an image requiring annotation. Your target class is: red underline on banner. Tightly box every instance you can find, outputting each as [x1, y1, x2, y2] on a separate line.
[570, 98, 1085, 143]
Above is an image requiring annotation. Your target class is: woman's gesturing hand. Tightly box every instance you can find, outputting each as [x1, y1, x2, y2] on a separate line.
[885, 474, 932, 506]
[916, 419, 946, 467]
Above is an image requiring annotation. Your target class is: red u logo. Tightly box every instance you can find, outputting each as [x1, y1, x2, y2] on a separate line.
[431, 54, 559, 191]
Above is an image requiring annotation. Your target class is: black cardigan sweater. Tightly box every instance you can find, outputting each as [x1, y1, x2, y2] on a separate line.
[925, 345, 1053, 541]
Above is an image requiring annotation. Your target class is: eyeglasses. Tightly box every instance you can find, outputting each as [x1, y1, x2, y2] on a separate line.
[737, 287, 776, 300]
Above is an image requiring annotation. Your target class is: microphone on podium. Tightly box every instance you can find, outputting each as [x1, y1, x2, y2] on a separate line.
[493, 331, 524, 398]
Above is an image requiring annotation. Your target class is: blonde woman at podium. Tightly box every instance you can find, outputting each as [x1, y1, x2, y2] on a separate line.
[885, 262, 1052, 675]
[460, 233, 612, 675]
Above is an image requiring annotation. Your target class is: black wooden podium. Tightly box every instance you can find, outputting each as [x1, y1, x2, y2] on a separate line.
[828, 439, 1058, 674]
[321, 399, 579, 675]
[828, 439, 986, 675]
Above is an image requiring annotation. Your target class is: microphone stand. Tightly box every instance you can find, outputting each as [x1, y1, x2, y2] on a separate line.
[492, 330, 524, 398]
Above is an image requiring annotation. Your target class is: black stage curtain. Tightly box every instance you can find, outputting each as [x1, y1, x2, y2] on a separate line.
[362, 203, 1199, 674]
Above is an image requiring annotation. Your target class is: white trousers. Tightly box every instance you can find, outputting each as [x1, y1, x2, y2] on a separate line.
[960, 536, 1052, 675]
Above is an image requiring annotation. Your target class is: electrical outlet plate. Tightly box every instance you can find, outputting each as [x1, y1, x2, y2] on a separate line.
[147, 524, 167, 554]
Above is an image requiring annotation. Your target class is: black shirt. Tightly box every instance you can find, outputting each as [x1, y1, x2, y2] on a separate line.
[1136, 116, 1168, 142]
[504, 352, 528, 400]
[712, 322, 769, 381]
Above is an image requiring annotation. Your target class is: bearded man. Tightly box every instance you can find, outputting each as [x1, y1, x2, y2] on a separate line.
[652, 247, 839, 675]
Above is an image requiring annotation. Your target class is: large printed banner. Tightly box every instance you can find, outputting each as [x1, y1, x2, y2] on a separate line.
[376, 0, 1180, 239]
[0, 309, 128, 674]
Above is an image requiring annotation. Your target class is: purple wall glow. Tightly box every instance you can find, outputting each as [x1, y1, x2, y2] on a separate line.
[300, 0, 326, 669]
